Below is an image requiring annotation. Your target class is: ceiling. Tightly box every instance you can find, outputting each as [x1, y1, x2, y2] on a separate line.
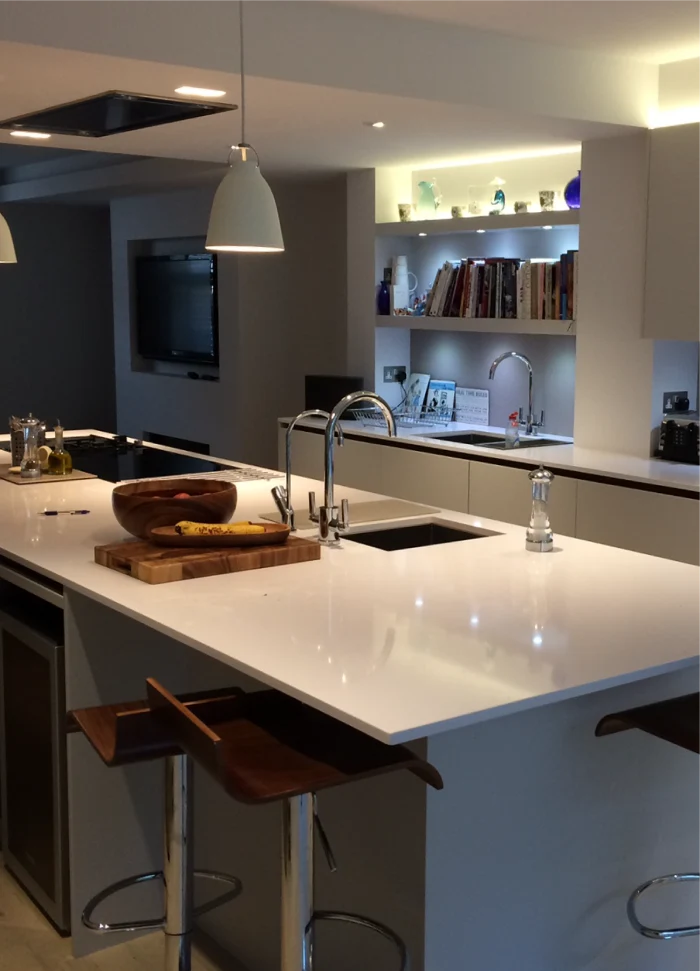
[0, 39, 626, 177]
[345, 1, 700, 64]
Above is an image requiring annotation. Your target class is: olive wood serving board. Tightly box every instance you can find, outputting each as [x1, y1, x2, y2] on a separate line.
[95, 534, 321, 584]
[0, 467, 97, 485]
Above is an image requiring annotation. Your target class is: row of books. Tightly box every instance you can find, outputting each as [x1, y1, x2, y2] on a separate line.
[423, 252, 578, 320]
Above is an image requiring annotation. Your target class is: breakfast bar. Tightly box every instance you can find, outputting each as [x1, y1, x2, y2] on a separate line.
[0, 432, 697, 971]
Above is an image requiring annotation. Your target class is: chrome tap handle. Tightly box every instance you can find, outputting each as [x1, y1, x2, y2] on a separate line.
[539, 409, 545, 428]
[518, 406, 524, 425]
[308, 491, 319, 523]
[338, 498, 350, 532]
[271, 486, 290, 525]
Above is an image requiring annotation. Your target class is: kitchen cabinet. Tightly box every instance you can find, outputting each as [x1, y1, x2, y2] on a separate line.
[282, 430, 470, 511]
[643, 122, 699, 340]
[576, 480, 699, 564]
[468, 461, 578, 535]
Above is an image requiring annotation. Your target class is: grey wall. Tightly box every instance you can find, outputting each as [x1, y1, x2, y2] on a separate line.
[111, 178, 348, 468]
[0, 202, 115, 430]
[411, 331, 576, 436]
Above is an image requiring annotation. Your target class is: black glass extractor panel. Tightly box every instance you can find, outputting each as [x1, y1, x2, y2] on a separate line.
[63, 445, 225, 483]
[0, 91, 235, 138]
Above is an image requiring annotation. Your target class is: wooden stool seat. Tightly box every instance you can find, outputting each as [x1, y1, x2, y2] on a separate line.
[595, 692, 699, 754]
[145, 679, 444, 804]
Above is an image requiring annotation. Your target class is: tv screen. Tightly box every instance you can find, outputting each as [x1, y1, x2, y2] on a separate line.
[135, 254, 219, 365]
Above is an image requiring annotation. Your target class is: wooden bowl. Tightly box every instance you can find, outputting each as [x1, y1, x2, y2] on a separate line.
[112, 478, 237, 541]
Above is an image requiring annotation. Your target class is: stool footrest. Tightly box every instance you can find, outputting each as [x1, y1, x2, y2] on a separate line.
[627, 873, 700, 940]
[82, 869, 242, 935]
[314, 910, 409, 971]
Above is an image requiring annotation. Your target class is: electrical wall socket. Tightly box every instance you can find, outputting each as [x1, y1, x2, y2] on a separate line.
[383, 365, 407, 383]
[662, 390, 688, 412]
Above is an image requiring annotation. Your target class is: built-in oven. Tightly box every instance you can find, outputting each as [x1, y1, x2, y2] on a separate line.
[0, 571, 70, 932]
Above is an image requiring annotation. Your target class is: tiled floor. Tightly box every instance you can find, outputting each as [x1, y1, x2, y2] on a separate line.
[0, 863, 229, 971]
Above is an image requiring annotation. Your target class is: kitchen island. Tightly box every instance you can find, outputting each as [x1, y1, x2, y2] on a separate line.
[0, 432, 697, 971]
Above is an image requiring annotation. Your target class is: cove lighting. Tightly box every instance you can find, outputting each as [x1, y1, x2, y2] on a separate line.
[10, 130, 51, 140]
[418, 145, 580, 172]
[648, 104, 700, 129]
[175, 86, 227, 98]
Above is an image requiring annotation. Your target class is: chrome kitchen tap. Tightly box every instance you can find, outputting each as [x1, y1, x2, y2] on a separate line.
[271, 410, 344, 530]
[488, 351, 544, 435]
[309, 391, 396, 546]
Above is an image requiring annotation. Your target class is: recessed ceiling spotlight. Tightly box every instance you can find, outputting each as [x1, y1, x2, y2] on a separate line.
[418, 232, 427, 237]
[10, 130, 51, 140]
[363, 121, 385, 128]
[476, 229, 486, 234]
[543, 225, 553, 230]
[175, 86, 227, 98]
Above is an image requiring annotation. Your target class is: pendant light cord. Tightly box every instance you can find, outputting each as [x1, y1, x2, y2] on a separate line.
[239, 0, 247, 150]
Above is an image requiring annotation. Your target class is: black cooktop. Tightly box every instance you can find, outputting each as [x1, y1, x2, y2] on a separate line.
[1, 434, 228, 483]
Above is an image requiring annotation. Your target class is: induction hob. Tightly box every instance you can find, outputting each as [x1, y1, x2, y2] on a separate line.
[1, 434, 280, 484]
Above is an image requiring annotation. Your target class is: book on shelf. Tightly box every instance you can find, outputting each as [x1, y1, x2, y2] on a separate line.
[420, 251, 577, 321]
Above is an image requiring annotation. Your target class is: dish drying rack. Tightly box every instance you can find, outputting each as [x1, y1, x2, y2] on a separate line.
[351, 408, 453, 429]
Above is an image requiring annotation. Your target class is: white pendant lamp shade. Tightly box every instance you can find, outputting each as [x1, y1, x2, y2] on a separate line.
[0, 211, 17, 263]
[206, 156, 284, 253]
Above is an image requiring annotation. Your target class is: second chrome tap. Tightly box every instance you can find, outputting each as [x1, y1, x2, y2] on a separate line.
[309, 391, 396, 546]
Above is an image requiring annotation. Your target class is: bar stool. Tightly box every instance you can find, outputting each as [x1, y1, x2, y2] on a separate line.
[145, 677, 444, 971]
[596, 692, 699, 941]
[69, 688, 245, 970]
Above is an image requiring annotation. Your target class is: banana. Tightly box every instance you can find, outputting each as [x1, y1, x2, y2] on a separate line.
[175, 521, 266, 537]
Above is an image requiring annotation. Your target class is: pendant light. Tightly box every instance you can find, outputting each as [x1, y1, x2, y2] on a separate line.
[206, 1, 284, 253]
[0, 211, 17, 263]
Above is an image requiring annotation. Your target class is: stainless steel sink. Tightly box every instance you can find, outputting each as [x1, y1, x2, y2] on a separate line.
[430, 432, 568, 450]
[345, 520, 501, 551]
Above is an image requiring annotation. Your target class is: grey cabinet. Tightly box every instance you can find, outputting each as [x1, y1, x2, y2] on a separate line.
[468, 461, 578, 535]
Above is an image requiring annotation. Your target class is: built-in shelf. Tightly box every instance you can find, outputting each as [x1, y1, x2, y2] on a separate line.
[376, 315, 576, 336]
[375, 210, 579, 237]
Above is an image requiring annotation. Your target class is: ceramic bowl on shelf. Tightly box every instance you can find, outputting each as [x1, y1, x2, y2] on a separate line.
[112, 478, 237, 541]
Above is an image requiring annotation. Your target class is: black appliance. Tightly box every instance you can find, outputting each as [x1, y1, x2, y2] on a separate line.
[658, 413, 700, 465]
[305, 375, 364, 415]
[0, 90, 234, 138]
[135, 254, 219, 366]
[0, 435, 229, 484]
[0, 584, 69, 931]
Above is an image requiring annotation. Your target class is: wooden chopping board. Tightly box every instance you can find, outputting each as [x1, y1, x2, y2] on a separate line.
[95, 534, 321, 584]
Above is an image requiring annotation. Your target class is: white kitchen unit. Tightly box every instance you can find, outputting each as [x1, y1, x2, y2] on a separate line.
[468, 460, 578, 535]
[576, 479, 700, 564]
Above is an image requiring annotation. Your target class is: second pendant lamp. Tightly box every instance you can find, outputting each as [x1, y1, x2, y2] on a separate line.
[206, 1, 283, 253]
[0, 212, 17, 263]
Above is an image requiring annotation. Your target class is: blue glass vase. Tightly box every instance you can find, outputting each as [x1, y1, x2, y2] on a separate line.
[564, 170, 581, 209]
[377, 280, 391, 316]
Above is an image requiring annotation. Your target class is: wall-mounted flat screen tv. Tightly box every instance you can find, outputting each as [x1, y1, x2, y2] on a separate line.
[135, 253, 219, 365]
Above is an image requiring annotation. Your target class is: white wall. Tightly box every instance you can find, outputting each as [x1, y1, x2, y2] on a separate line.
[0, 202, 115, 430]
[411, 331, 576, 436]
[111, 177, 348, 468]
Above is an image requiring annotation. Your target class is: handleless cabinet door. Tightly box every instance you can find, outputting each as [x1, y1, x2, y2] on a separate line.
[469, 462, 578, 536]
[576, 480, 699, 564]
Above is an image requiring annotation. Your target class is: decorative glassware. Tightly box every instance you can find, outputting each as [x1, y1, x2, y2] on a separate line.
[564, 170, 581, 209]
[417, 180, 441, 216]
[377, 280, 391, 316]
[539, 190, 555, 212]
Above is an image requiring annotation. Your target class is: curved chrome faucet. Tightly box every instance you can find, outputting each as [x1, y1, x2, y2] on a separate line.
[309, 391, 396, 546]
[271, 410, 344, 530]
[488, 351, 544, 435]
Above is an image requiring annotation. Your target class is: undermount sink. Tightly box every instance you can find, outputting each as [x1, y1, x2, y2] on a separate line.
[430, 432, 568, 450]
[345, 520, 501, 551]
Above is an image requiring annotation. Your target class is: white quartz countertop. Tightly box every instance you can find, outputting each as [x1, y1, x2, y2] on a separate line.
[280, 417, 700, 493]
[0, 432, 697, 743]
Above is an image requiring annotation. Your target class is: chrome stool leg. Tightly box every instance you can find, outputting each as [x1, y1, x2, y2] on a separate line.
[164, 754, 194, 971]
[281, 794, 315, 971]
[627, 873, 700, 940]
[280, 794, 409, 971]
[81, 753, 242, 969]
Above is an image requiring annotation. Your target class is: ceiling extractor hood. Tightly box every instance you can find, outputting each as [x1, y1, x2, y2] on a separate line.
[0, 91, 236, 138]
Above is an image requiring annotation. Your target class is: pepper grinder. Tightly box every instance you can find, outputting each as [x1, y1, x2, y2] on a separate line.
[526, 466, 554, 552]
